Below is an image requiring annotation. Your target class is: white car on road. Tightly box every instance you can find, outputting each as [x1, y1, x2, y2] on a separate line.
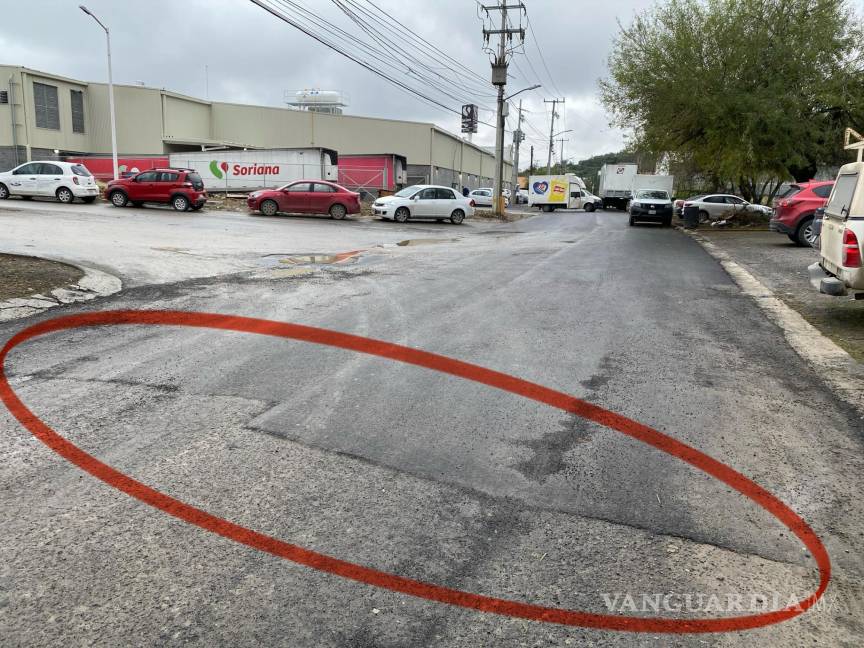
[374, 185, 475, 224]
[0, 160, 100, 204]
[468, 187, 509, 208]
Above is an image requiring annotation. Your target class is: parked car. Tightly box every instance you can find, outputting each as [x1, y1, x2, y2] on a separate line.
[811, 164, 864, 298]
[373, 185, 475, 224]
[628, 189, 673, 226]
[247, 180, 360, 219]
[683, 194, 772, 222]
[468, 188, 509, 208]
[515, 188, 529, 204]
[769, 180, 833, 247]
[0, 161, 99, 204]
[674, 194, 705, 217]
[106, 168, 207, 211]
[578, 189, 603, 212]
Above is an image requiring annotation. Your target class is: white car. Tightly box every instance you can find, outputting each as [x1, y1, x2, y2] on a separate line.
[374, 185, 475, 224]
[0, 160, 100, 204]
[683, 193, 772, 221]
[468, 187, 509, 208]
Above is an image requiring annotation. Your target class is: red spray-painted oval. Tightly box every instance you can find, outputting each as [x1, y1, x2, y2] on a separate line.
[0, 310, 830, 634]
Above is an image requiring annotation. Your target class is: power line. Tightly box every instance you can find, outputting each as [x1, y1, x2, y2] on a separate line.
[250, 0, 507, 131]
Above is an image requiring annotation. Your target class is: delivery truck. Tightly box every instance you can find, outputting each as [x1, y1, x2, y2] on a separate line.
[598, 163, 674, 210]
[168, 148, 338, 192]
[528, 174, 592, 211]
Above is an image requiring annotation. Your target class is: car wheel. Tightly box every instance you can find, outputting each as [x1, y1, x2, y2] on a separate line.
[260, 199, 279, 216]
[82, 196, 96, 204]
[0, 183, 8, 199]
[56, 187, 74, 204]
[394, 207, 410, 223]
[795, 217, 816, 247]
[629, 214, 636, 226]
[329, 203, 347, 220]
[450, 209, 465, 225]
[542, 205, 553, 213]
[698, 210, 710, 223]
[109, 190, 128, 207]
[663, 215, 672, 227]
[585, 203, 595, 212]
[172, 195, 190, 211]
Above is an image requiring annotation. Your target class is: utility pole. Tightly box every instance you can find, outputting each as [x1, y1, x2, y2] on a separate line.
[545, 98, 564, 176]
[558, 138, 568, 172]
[510, 99, 524, 199]
[529, 145, 534, 174]
[481, 3, 525, 216]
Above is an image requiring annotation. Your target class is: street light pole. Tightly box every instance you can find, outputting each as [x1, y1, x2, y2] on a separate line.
[80, 5, 118, 180]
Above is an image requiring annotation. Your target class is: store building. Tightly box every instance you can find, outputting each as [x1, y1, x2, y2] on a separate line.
[0, 65, 511, 190]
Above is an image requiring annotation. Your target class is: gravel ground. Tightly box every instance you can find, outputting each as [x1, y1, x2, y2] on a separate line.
[0, 253, 83, 301]
[696, 229, 864, 362]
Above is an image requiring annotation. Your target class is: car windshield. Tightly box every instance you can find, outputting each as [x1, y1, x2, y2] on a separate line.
[636, 190, 669, 200]
[71, 164, 92, 177]
[395, 185, 422, 198]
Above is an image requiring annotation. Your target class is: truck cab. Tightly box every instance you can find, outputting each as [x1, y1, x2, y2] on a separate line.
[812, 160, 864, 298]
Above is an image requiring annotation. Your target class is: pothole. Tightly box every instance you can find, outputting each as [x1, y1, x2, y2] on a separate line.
[396, 238, 459, 247]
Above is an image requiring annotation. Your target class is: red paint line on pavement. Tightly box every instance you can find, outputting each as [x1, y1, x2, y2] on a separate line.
[0, 310, 830, 633]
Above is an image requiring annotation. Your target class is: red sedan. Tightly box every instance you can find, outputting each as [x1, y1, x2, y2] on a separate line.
[247, 180, 360, 219]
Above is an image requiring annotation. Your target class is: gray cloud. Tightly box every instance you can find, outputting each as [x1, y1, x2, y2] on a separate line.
[3, 0, 650, 162]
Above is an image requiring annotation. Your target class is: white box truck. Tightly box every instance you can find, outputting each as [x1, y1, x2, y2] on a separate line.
[633, 173, 674, 196]
[168, 148, 338, 192]
[597, 163, 637, 210]
[528, 174, 591, 211]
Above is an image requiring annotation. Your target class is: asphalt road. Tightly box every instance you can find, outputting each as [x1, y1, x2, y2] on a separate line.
[1, 202, 863, 647]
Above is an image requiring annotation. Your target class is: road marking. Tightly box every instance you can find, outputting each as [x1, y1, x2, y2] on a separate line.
[0, 310, 830, 633]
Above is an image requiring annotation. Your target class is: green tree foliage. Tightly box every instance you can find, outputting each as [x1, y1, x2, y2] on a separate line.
[600, 0, 864, 202]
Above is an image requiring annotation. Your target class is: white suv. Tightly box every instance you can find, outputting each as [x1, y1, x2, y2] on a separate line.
[0, 161, 100, 204]
[373, 185, 475, 224]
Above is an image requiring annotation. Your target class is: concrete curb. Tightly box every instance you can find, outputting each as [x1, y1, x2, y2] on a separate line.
[0, 261, 122, 322]
[682, 227, 864, 417]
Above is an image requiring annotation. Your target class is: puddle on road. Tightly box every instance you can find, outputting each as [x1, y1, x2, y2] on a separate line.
[279, 254, 351, 265]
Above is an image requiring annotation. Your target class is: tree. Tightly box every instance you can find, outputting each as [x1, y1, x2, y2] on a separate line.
[600, 0, 864, 202]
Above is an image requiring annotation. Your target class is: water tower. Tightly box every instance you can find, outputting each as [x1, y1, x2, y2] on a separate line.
[285, 89, 349, 115]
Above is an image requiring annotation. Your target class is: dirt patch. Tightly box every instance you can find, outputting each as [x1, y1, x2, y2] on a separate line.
[0, 254, 84, 301]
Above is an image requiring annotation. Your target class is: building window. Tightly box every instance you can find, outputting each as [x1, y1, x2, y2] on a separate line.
[0, 90, 8, 104]
[70, 89, 85, 133]
[33, 82, 60, 129]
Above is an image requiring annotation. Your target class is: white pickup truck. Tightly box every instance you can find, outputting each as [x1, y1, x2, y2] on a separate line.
[810, 129, 864, 299]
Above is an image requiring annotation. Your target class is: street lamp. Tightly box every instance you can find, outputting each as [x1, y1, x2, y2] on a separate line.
[80, 5, 118, 180]
[494, 84, 541, 216]
[505, 85, 540, 205]
[505, 84, 540, 102]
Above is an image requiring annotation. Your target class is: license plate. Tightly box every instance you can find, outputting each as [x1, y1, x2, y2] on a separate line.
[649, 209, 656, 214]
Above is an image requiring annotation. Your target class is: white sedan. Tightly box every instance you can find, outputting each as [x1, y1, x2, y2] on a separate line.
[0, 160, 100, 203]
[683, 193, 772, 221]
[468, 187, 509, 208]
[373, 185, 475, 224]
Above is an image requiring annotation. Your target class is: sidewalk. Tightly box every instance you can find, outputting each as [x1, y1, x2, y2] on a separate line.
[694, 229, 864, 362]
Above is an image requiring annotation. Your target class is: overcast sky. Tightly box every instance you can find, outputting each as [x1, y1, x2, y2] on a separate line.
[2, 0, 651, 163]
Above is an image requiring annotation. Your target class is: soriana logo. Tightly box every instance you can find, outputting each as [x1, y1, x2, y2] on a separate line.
[210, 161, 229, 179]
[210, 160, 281, 179]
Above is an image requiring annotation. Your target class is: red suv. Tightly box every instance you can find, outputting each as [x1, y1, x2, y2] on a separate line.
[106, 168, 207, 211]
[247, 180, 360, 219]
[770, 180, 833, 246]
